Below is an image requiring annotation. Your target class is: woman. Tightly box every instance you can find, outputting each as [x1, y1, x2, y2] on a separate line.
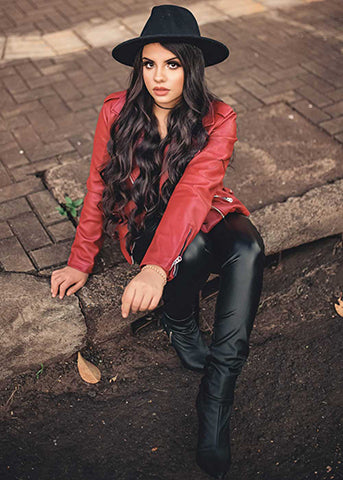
[50, 5, 265, 479]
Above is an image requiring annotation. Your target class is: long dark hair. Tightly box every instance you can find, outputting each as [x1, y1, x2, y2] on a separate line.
[99, 41, 226, 258]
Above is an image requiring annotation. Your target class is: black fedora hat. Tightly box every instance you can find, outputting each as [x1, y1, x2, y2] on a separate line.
[112, 4, 229, 67]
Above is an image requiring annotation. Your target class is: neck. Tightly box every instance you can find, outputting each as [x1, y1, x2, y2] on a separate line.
[153, 100, 174, 110]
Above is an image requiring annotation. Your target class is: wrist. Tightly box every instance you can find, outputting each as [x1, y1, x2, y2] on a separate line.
[141, 264, 167, 285]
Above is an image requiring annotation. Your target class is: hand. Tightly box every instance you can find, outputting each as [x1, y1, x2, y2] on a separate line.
[121, 267, 166, 318]
[51, 266, 89, 299]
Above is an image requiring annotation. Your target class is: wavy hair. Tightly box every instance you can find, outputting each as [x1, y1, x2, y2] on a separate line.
[99, 41, 230, 259]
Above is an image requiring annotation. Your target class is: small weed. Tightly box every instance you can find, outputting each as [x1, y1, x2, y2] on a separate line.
[35, 363, 44, 380]
[56, 195, 84, 218]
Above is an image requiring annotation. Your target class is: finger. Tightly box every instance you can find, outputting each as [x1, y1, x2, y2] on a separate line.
[58, 280, 70, 299]
[139, 294, 154, 312]
[122, 288, 135, 318]
[66, 281, 83, 296]
[130, 292, 145, 314]
[51, 274, 62, 297]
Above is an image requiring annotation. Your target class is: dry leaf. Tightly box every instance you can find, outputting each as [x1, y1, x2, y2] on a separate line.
[334, 295, 343, 317]
[109, 374, 118, 383]
[77, 352, 101, 384]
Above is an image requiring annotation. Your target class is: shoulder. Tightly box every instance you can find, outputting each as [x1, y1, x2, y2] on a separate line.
[212, 99, 236, 119]
[103, 89, 127, 104]
[102, 89, 127, 115]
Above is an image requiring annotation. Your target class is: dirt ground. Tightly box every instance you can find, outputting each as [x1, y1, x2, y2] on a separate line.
[0, 234, 342, 480]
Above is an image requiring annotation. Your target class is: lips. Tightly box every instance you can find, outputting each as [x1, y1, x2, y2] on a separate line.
[153, 88, 169, 92]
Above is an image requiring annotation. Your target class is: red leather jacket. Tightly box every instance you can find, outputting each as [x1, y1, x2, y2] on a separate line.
[67, 89, 250, 282]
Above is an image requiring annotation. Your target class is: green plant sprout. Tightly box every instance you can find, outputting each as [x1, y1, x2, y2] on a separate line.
[56, 195, 84, 218]
[35, 363, 44, 379]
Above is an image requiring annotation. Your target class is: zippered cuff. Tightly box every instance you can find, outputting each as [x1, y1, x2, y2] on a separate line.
[140, 226, 193, 282]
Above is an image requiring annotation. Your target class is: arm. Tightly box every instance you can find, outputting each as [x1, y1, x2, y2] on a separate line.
[139, 107, 238, 282]
[67, 101, 113, 274]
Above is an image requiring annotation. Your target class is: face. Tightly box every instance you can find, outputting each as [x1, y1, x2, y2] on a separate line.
[142, 43, 184, 110]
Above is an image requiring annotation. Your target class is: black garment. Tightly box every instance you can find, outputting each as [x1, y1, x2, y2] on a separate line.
[132, 211, 265, 376]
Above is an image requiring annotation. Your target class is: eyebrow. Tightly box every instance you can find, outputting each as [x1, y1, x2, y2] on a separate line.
[141, 56, 179, 62]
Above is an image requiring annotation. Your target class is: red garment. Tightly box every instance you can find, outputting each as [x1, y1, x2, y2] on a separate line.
[67, 89, 250, 281]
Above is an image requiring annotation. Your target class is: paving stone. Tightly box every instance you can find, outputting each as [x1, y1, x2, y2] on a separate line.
[231, 89, 264, 109]
[2, 73, 28, 95]
[26, 108, 57, 137]
[12, 85, 55, 103]
[11, 157, 60, 182]
[0, 162, 12, 188]
[28, 190, 64, 225]
[40, 95, 71, 117]
[4, 35, 56, 60]
[0, 176, 43, 203]
[1, 99, 41, 119]
[291, 99, 331, 124]
[25, 72, 67, 89]
[295, 84, 334, 108]
[0, 221, 13, 240]
[30, 239, 74, 270]
[53, 80, 83, 102]
[6, 115, 30, 130]
[0, 146, 30, 168]
[43, 30, 88, 55]
[74, 18, 131, 49]
[25, 140, 74, 162]
[47, 221, 76, 242]
[323, 101, 343, 118]
[9, 212, 51, 251]
[0, 197, 31, 220]
[319, 116, 343, 135]
[0, 272, 87, 381]
[0, 236, 35, 272]
[12, 124, 42, 150]
[301, 61, 343, 89]
[327, 88, 343, 102]
[263, 90, 302, 105]
[251, 178, 343, 255]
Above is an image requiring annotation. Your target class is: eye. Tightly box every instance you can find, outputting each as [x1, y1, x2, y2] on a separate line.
[142, 61, 153, 69]
[168, 61, 181, 69]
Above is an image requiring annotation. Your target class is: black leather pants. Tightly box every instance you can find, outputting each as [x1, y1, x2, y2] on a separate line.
[132, 211, 265, 376]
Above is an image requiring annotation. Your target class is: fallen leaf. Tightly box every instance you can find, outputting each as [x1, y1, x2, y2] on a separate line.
[109, 375, 118, 383]
[77, 352, 101, 384]
[334, 295, 343, 317]
[151, 447, 158, 452]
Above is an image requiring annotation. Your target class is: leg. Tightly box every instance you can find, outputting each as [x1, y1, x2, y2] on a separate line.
[196, 212, 265, 479]
[208, 211, 265, 376]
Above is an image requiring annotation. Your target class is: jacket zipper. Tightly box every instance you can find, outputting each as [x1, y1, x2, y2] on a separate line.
[211, 194, 234, 218]
[170, 227, 193, 277]
[213, 194, 233, 202]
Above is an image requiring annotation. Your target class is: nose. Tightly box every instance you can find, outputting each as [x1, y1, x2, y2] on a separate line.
[153, 65, 167, 81]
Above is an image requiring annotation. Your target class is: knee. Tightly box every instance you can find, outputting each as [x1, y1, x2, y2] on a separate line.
[223, 231, 265, 269]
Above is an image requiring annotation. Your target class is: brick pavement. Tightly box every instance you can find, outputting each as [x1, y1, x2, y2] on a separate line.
[0, 0, 342, 273]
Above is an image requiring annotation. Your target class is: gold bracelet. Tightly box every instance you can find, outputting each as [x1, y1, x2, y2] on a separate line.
[141, 265, 167, 286]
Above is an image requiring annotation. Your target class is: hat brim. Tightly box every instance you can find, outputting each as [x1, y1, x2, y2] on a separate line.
[112, 35, 229, 67]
